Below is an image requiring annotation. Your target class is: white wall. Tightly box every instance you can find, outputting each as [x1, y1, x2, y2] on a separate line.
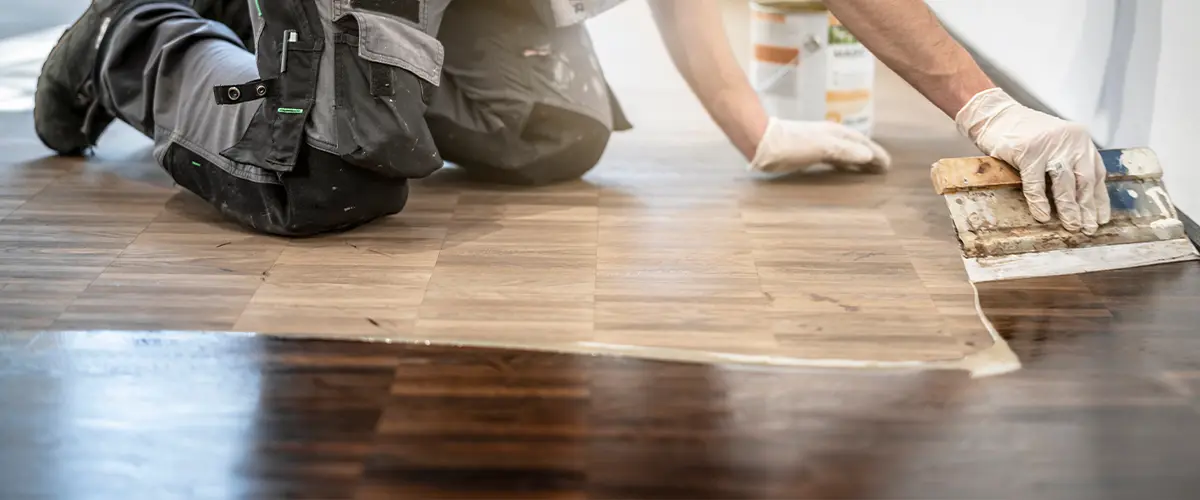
[1147, 0, 1200, 217]
[930, 0, 1199, 217]
[928, 1, 1113, 135]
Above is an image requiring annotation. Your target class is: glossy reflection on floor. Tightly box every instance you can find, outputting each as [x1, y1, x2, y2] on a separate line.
[3, 1, 1200, 497]
[2, 258, 1200, 499]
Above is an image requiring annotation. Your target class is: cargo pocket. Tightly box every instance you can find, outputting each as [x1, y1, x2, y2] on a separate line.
[219, 0, 325, 174]
[332, 10, 444, 179]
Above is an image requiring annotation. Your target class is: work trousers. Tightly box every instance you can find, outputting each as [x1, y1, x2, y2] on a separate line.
[94, 0, 630, 235]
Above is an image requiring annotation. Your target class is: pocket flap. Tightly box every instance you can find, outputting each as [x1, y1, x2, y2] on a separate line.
[343, 10, 443, 86]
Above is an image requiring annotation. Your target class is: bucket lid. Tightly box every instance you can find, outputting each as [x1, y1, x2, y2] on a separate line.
[752, 0, 827, 13]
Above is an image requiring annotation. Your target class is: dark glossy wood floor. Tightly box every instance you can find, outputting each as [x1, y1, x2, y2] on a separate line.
[3, 262, 1200, 499]
[5, 3, 1200, 498]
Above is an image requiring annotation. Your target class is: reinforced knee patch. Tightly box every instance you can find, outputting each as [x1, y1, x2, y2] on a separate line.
[213, 0, 444, 180]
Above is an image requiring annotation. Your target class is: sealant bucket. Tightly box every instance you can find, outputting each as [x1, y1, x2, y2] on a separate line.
[750, 0, 877, 137]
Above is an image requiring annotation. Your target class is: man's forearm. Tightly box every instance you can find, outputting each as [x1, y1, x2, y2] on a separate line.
[648, 0, 767, 159]
[824, 0, 995, 117]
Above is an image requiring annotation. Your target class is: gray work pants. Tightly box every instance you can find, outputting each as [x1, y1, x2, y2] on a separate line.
[95, 0, 630, 235]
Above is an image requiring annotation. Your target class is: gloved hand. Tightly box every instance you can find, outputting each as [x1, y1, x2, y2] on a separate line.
[956, 88, 1111, 235]
[748, 117, 891, 175]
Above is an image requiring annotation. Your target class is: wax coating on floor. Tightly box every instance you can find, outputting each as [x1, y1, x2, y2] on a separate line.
[3, 324, 1200, 499]
[3, 2, 1200, 497]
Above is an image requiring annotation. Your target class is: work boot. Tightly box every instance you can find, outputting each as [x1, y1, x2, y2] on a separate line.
[33, 0, 183, 155]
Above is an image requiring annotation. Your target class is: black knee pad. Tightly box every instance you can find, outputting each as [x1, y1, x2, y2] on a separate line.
[432, 102, 612, 186]
[162, 143, 408, 237]
[500, 103, 612, 185]
[479, 129, 610, 186]
[273, 147, 411, 236]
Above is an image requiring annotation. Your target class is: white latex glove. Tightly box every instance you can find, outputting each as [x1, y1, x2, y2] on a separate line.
[748, 117, 891, 175]
[956, 88, 1111, 235]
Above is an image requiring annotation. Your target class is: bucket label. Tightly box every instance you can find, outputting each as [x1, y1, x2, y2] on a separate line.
[829, 23, 857, 45]
[751, 5, 875, 136]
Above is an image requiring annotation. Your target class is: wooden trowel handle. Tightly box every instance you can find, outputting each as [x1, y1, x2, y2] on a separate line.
[930, 148, 1163, 195]
[930, 156, 1021, 195]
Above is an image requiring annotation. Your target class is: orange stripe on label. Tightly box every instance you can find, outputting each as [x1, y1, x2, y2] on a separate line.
[753, 10, 787, 23]
[827, 89, 871, 102]
[754, 44, 800, 65]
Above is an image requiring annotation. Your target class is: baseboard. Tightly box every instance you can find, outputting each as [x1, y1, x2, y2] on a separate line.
[1179, 210, 1200, 251]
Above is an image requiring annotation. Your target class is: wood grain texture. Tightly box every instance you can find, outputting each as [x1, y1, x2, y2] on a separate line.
[931, 147, 1167, 194]
[929, 154, 1022, 194]
[0, 63, 1009, 366]
[3, 298, 1200, 500]
[4, 3, 1200, 495]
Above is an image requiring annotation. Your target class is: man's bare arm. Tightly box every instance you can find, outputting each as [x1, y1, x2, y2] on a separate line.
[827, 0, 1108, 231]
[823, 0, 995, 117]
[648, 0, 890, 173]
[648, 0, 1104, 231]
[647, 0, 767, 159]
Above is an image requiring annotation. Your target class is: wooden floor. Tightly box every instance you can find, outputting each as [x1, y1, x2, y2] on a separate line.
[0, 2, 1197, 366]
[0, 59, 1018, 369]
[4, 3, 1200, 497]
[3, 320, 1200, 499]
